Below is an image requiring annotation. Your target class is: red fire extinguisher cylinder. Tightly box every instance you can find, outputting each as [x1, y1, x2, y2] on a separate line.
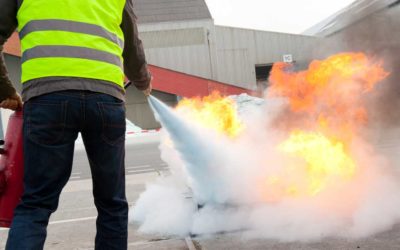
[0, 111, 24, 228]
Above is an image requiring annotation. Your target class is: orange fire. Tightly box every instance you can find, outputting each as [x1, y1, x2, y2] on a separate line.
[174, 52, 389, 199]
[269, 53, 389, 142]
[176, 91, 243, 138]
[267, 52, 389, 197]
[277, 131, 356, 196]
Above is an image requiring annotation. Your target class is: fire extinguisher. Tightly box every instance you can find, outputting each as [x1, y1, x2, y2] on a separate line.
[0, 111, 24, 228]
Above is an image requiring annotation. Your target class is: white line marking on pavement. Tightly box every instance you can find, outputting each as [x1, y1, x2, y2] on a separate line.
[185, 237, 197, 250]
[1, 217, 97, 230]
[59, 202, 135, 213]
[127, 169, 155, 174]
[60, 206, 96, 212]
[127, 239, 177, 247]
[71, 172, 81, 175]
[126, 165, 151, 170]
[70, 176, 81, 180]
[49, 216, 97, 225]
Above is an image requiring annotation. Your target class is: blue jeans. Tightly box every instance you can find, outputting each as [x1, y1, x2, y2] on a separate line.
[6, 91, 128, 250]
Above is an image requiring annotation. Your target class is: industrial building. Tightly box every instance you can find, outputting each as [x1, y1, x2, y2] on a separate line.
[305, 0, 400, 165]
[304, 0, 399, 58]
[304, 0, 400, 129]
[3, 0, 319, 129]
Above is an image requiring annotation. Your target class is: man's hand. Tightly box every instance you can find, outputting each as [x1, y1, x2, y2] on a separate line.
[142, 82, 152, 97]
[0, 93, 23, 110]
[142, 79, 152, 97]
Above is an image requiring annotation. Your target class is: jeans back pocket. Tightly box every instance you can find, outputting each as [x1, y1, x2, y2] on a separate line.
[26, 100, 67, 146]
[98, 102, 126, 146]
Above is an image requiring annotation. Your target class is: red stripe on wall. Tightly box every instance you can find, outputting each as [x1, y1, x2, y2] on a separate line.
[4, 32, 21, 57]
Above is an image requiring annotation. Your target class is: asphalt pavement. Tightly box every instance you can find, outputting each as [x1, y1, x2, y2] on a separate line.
[2, 134, 400, 249]
[71, 136, 167, 181]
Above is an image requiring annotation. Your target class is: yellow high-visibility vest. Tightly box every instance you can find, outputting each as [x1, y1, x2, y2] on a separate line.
[17, 0, 126, 88]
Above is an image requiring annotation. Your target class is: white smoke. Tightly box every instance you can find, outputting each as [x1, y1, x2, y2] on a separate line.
[130, 94, 400, 241]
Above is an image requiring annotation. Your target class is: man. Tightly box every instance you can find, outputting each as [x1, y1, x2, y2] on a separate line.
[0, 0, 152, 249]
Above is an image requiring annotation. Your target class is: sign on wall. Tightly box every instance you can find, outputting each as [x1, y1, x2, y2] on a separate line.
[283, 54, 293, 63]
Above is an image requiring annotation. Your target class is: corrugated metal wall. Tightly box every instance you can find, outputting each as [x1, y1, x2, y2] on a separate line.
[134, 0, 212, 24]
[140, 28, 212, 79]
[139, 20, 215, 80]
[214, 26, 319, 89]
[139, 22, 318, 91]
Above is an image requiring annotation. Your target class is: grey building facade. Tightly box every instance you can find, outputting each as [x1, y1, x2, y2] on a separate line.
[3, 0, 320, 129]
[305, 0, 400, 165]
[134, 0, 318, 91]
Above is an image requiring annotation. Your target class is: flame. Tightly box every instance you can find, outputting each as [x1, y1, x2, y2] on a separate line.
[278, 131, 356, 196]
[176, 91, 243, 137]
[269, 53, 388, 114]
[265, 52, 389, 198]
[269, 53, 388, 142]
[173, 52, 389, 200]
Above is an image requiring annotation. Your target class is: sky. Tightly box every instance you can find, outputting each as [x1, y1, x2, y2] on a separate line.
[204, 0, 357, 34]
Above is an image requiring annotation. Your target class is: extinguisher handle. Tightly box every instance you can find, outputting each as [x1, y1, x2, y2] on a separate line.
[0, 140, 5, 155]
[124, 81, 132, 90]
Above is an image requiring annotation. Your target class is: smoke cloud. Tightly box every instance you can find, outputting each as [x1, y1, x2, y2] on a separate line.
[130, 93, 400, 241]
[130, 3, 400, 240]
[313, 2, 400, 129]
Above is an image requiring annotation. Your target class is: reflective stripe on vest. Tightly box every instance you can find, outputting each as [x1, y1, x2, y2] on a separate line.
[22, 45, 122, 67]
[17, 0, 126, 87]
[19, 20, 124, 49]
